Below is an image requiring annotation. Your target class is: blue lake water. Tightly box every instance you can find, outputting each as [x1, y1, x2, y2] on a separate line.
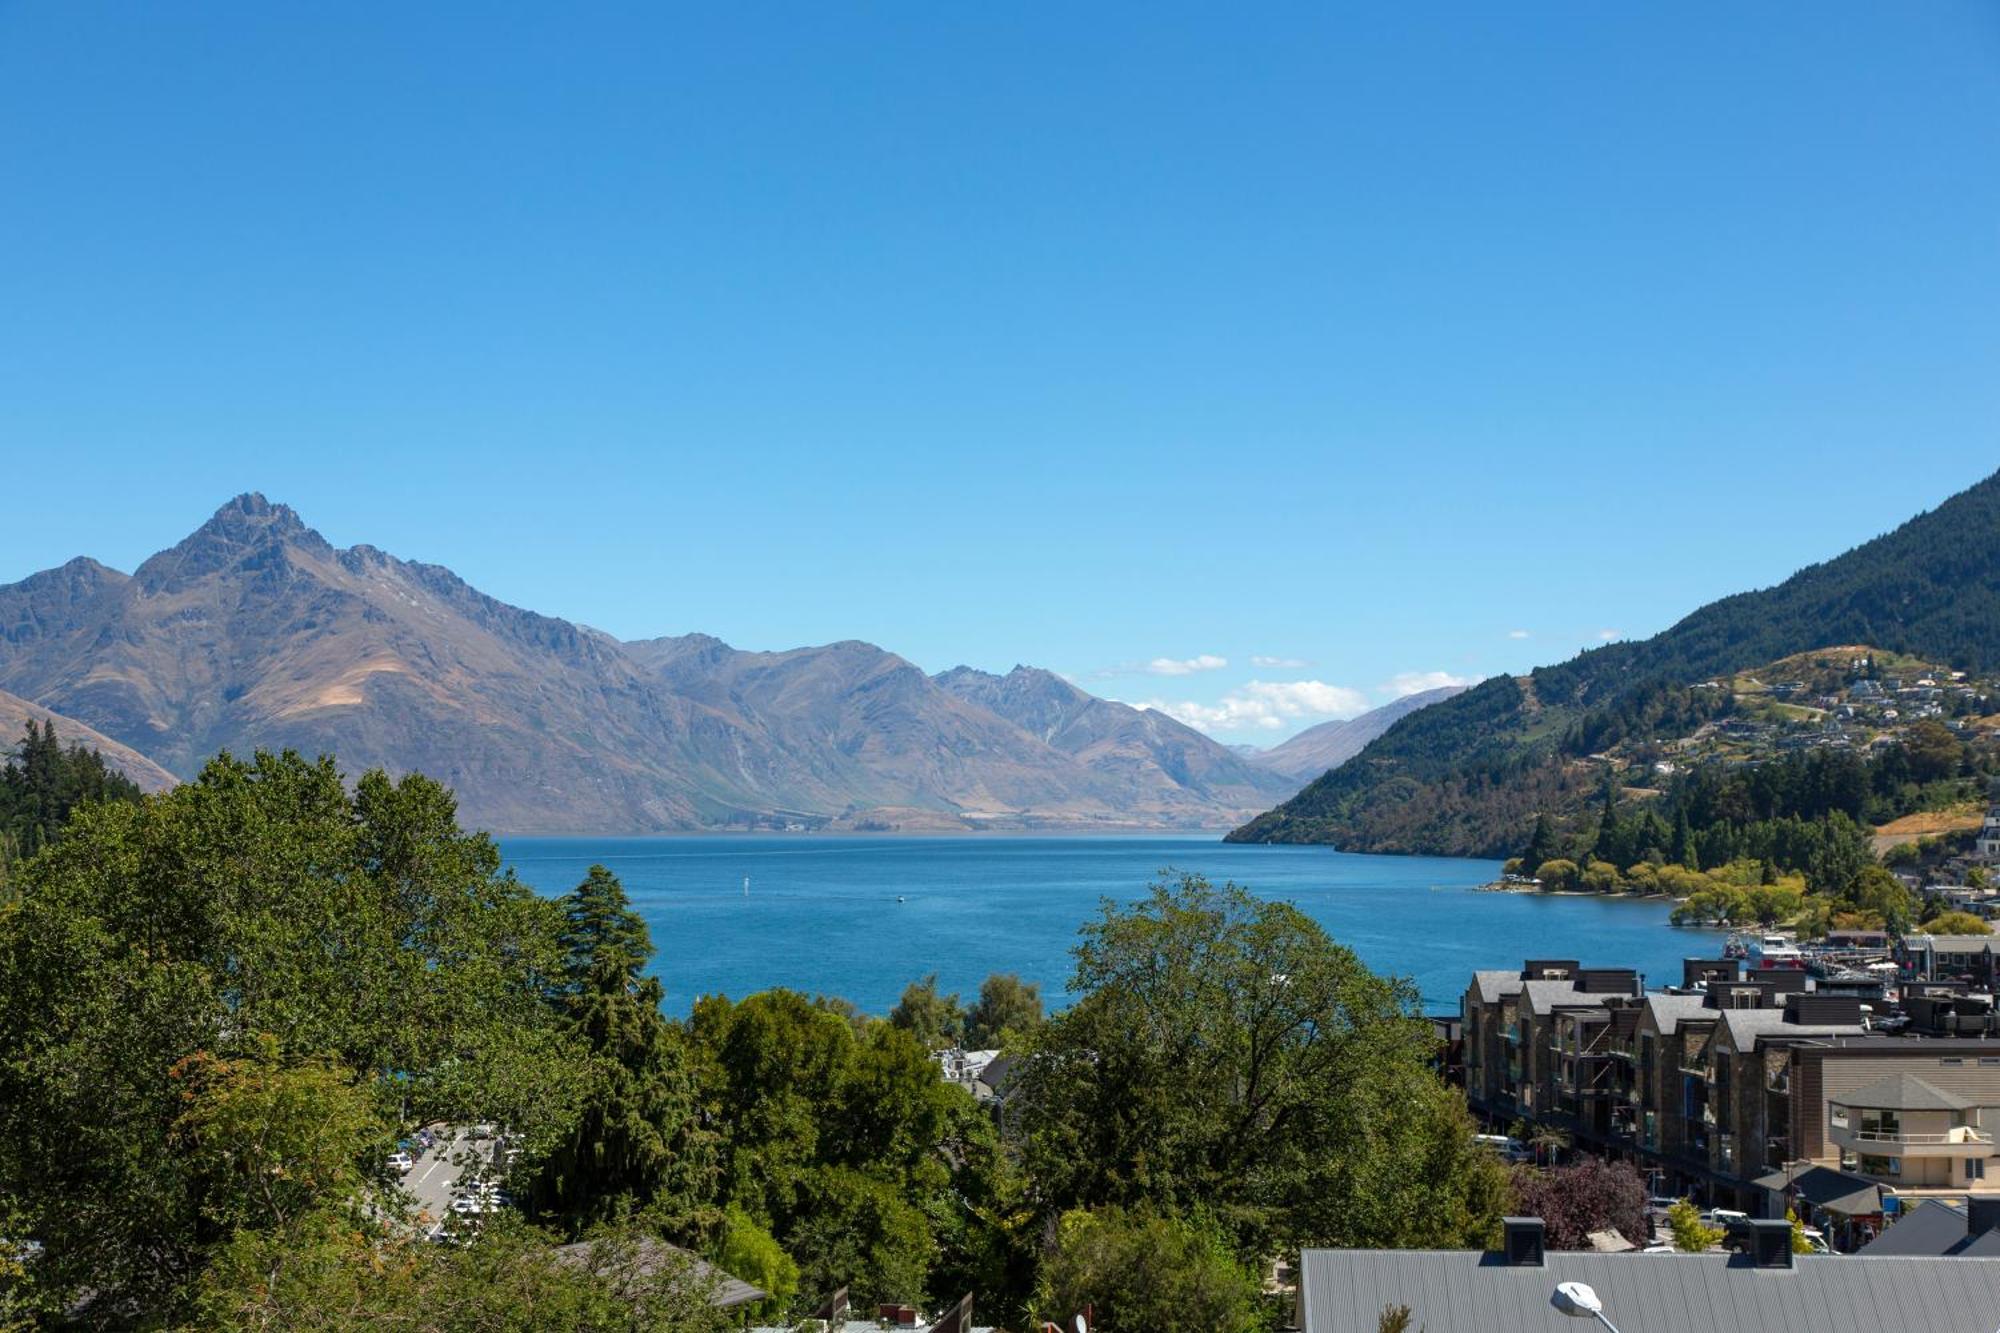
[498, 835, 1716, 1016]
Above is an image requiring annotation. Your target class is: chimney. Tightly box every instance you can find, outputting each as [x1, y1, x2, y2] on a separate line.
[1501, 1217, 1545, 1267]
[1969, 1198, 2000, 1238]
[1739, 1219, 1795, 1269]
[813, 1288, 850, 1322]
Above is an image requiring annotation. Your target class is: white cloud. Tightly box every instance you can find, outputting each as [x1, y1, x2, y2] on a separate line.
[1137, 678, 1370, 734]
[1597, 629, 1622, 642]
[1383, 670, 1475, 698]
[1251, 654, 1310, 669]
[1145, 654, 1228, 677]
[1507, 629, 1531, 640]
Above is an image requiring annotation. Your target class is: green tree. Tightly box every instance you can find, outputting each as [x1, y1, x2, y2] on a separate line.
[1033, 1206, 1263, 1333]
[0, 751, 576, 1318]
[1666, 1199, 1723, 1253]
[1581, 860, 1621, 893]
[1535, 858, 1579, 892]
[714, 1205, 798, 1320]
[1903, 720, 1964, 782]
[0, 720, 143, 899]
[559, 863, 654, 988]
[687, 989, 1013, 1315]
[194, 1212, 731, 1332]
[1520, 814, 1558, 874]
[1012, 874, 1508, 1261]
[531, 958, 713, 1234]
[1787, 1207, 1812, 1256]
[964, 973, 1044, 1049]
[1917, 911, 1994, 936]
[888, 973, 965, 1051]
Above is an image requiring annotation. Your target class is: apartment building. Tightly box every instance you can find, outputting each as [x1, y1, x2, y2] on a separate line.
[1460, 956, 2000, 1236]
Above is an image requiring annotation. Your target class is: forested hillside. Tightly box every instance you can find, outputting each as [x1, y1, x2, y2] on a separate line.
[1230, 468, 2000, 854]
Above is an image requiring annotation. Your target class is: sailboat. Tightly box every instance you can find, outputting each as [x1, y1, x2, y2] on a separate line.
[743, 876, 750, 898]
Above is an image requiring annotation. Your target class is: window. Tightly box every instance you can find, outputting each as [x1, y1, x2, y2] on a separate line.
[1967, 1158, 1986, 1182]
[1858, 1154, 1901, 1178]
[1940, 1057, 1966, 1067]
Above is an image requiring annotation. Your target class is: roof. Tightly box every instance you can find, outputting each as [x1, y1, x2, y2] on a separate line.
[1717, 1008, 1865, 1048]
[1296, 1249, 2000, 1333]
[1473, 970, 1526, 1005]
[1834, 1072, 1976, 1112]
[1750, 1164, 1882, 1216]
[1856, 1200, 2000, 1257]
[1909, 935, 2000, 954]
[1523, 979, 1591, 1017]
[1642, 993, 1713, 1035]
[553, 1237, 766, 1309]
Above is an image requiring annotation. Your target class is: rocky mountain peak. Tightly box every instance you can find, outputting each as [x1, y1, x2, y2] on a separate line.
[135, 493, 333, 593]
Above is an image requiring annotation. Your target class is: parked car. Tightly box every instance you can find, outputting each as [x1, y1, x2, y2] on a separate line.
[386, 1151, 415, 1174]
[1472, 1133, 1532, 1164]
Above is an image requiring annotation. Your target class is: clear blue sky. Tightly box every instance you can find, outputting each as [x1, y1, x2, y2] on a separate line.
[3, 4, 1997, 740]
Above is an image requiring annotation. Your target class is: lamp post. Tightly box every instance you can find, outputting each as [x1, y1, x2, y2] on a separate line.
[1552, 1281, 1622, 1333]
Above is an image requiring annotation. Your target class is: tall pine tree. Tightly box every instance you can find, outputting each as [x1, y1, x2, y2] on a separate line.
[557, 864, 653, 989]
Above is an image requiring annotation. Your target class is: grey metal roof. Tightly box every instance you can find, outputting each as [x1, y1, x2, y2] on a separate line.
[1474, 970, 1526, 1004]
[1909, 935, 2000, 954]
[1858, 1200, 1982, 1257]
[1523, 980, 1590, 1016]
[1718, 1008, 1865, 1048]
[1297, 1249, 2000, 1333]
[1643, 993, 1712, 1035]
[553, 1237, 766, 1309]
[1749, 1164, 1882, 1216]
[1834, 1072, 1977, 1112]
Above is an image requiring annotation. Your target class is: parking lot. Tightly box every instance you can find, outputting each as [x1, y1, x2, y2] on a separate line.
[395, 1123, 509, 1232]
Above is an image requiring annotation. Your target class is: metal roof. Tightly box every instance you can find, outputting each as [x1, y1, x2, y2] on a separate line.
[1749, 1164, 1882, 1216]
[1297, 1249, 2000, 1333]
[1834, 1072, 1978, 1112]
[1474, 970, 1527, 1004]
[1717, 1008, 1865, 1047]
[553, 1237, 766, 1309]
[1643, 993, 1712, 1035]
[1858, 1200, 1982, 1257]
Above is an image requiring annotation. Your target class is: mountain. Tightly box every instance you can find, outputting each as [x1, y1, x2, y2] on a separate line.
[0, 495, 1282, 833]
[0, 689, 179, 793]
[1229, 468, 2000, 856]
[932, 664, 1298, 810]
[1249, 686, 1468, 782]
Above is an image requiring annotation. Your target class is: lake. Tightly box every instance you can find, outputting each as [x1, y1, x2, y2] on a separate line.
[498, 835, 1714, 1016]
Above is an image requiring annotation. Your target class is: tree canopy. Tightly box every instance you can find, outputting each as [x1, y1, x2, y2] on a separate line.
[1009, 873, 1507, 1260]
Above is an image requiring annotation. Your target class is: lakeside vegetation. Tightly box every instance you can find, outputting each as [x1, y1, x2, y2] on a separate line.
[0, 740, 1512, 1331]
[1500, 741, 1999, 936]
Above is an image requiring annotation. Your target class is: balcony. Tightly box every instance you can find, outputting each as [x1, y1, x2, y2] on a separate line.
[1829, 1123, 1994, 1158]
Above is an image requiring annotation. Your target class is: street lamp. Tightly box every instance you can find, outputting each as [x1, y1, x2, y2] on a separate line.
[1552, 1281, 1622, 1333]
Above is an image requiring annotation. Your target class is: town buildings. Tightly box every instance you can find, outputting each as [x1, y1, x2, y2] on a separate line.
[1460, 953, 2000, 1249]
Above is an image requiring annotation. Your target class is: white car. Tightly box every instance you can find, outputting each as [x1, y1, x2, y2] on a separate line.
[449, 1196, 487, 1216]
[386, 1151, 415, 1174]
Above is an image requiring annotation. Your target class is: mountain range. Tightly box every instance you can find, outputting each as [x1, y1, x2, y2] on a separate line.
[0, 495, 1449, 834]
[1229, 468, 2000, 855]
[1248, 685, 1468, 781]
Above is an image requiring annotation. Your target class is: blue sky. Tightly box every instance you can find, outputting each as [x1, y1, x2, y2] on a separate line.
[2, 4, 1997, 741]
